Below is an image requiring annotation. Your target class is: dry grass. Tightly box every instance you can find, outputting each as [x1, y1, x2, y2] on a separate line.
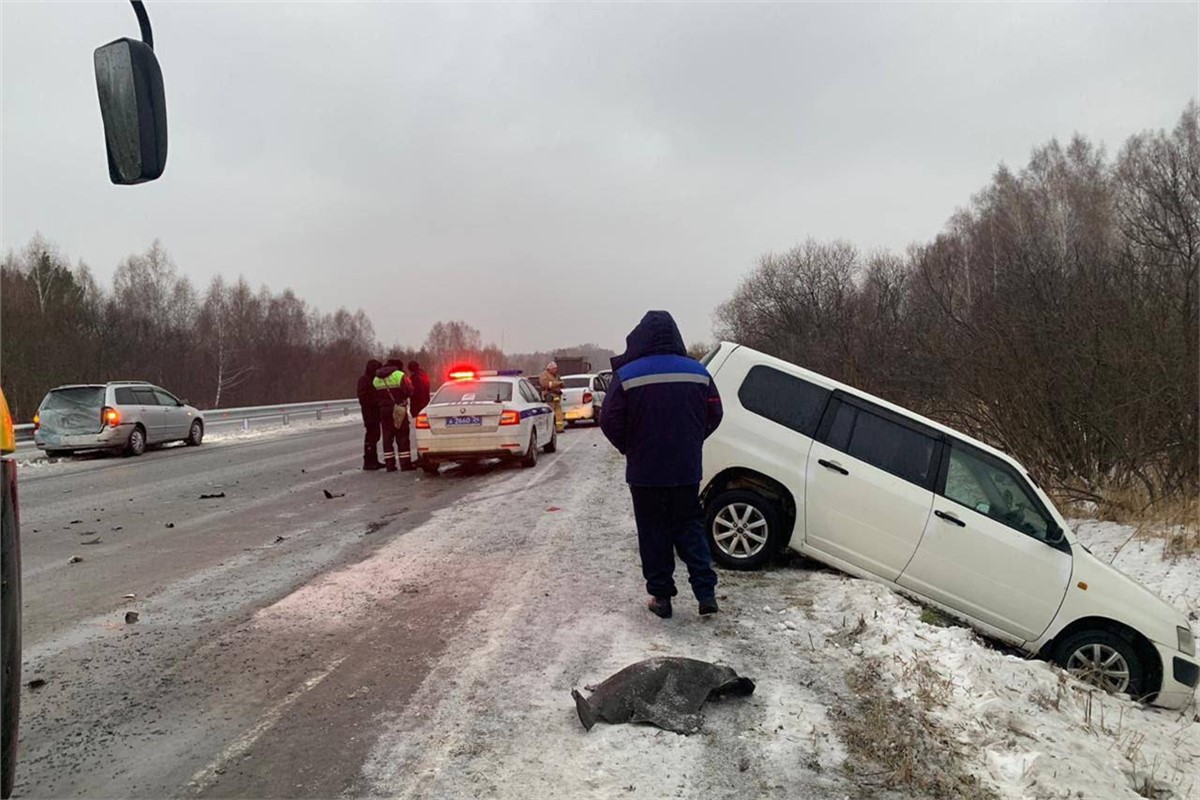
[831, 657, 997, 800]
[1057, 484, 1200, 558]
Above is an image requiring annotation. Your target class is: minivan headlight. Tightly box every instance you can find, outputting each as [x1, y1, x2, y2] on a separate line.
[1179, 626, 1196, 657]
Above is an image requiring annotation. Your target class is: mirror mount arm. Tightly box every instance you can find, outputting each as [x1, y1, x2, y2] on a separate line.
[131, 0, 154, 50]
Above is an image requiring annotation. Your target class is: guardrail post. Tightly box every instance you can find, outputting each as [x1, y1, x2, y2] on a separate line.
[283, 413, 289, 426]
[243, 419, 250, 432]
[316, 409, 322, 421]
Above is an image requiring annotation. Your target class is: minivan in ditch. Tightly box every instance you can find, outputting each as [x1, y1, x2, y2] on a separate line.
[700, 343, 1198, 708]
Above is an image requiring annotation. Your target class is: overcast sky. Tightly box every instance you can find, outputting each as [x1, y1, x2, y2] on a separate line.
[2, 2, 1196, 353]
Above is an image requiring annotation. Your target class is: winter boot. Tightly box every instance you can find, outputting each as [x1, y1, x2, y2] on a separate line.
[363, 460, 382, 471]
[384, 458, 397, 473]
[647, 597, 673, 619]
[699, 598, 720, 616]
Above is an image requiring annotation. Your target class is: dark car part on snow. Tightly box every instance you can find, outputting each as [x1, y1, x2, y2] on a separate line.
[571, 657, 755, 735]
[199, 492, 226, 500]
[323, 489, 345, 499]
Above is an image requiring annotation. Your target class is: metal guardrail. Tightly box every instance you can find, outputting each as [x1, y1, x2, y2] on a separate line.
[13, 398, 359, 443]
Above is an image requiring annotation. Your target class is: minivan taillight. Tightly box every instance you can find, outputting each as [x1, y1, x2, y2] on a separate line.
[582, 392, 593, 404]
[101, 406, 120, 427]
[499, 410, 521, 426]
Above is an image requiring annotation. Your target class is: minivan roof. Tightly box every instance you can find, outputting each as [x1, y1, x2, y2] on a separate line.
[718, 342, 1022, 470]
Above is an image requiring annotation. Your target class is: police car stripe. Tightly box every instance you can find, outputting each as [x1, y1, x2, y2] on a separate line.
[621, 372, 711, 390]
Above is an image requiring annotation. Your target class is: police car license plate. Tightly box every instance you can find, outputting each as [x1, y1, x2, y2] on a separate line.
[446, 416, 482, 427]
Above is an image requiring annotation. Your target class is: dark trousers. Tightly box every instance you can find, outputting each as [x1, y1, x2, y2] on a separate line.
[379, 408, 413, 468]
[362, 409, 381, 466]
[629, 484, 717, 602]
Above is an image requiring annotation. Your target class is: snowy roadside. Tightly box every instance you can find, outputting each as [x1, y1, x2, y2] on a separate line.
[241, 427, 1198, 799]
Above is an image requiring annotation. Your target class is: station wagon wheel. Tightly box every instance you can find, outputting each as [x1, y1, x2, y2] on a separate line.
[124, 425, 146, 457]
[1055, 629, 1145, 698]
[543, 426, 557, 454]
[705, 489, 781, 571]
[186, 420, 204, 446]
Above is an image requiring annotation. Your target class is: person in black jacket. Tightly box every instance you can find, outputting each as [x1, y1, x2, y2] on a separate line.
[357, 359, 383, 470]
[374, 359, 416, 472]
[407, 361, 431, 417]
[600, 311, 724, 619]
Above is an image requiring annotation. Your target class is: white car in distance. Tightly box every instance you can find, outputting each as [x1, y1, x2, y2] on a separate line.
[700, 342, 1198, 709]
[414, 371, 556, 474]
[561, 373, 609, 426]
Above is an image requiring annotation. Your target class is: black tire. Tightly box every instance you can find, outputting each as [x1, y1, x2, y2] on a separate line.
[705, 489, 783, 571]
[543, 427, 557, 453]
[185, 420, 204, 446]
[422, 461, 439, 476]
[2, 460, 22, 800]
[1054, 629, 1147, 699]
[521, 429, 539, 468]
[44, 449, 70, 459]
[124, 426, 147, 457]
[593, 407, 603, 426]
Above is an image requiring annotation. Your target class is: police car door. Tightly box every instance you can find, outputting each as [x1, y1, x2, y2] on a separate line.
[520, 380, 548, 439]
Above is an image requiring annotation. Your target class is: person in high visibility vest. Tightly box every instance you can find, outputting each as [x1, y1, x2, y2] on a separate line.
[373, 360, 415, 472]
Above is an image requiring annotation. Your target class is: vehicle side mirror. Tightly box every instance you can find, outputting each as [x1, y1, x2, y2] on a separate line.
[1045, 524, 1066, 546]
[179, 399, 187, 407]
[94, 36, 167, 184]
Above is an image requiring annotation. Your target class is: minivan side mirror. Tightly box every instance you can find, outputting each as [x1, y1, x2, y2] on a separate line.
[94, 2, 167, 184]
[1045, 524, 1066, 546]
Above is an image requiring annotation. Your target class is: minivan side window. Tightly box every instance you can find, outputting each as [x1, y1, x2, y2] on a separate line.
[737, 366, 830, 437]
[942, 443, 1051, 541]
[824, 401, 938, 488]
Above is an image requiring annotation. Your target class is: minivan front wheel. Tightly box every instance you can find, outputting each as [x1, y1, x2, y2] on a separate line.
[1055, 629, 1145, 698]
[124, 426, 146, 457]
[706, 490, 781, 571]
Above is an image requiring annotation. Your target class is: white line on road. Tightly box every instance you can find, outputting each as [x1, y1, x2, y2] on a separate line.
[183, 654, 348, 796]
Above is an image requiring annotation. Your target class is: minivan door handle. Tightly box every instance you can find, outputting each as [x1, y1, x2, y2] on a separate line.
[818, 459, 849, 476]
[934, 509, 966, 527]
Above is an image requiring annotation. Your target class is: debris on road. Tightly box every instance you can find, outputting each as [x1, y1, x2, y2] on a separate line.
[123, 593, 136, 600]
[273, 535, 287, 544]
[546, 506, 562, 512]
[323, 489, 345, 499]
[165, 522, 175, 528]
[26, 678, 46, 691]
[80, 537, 102, 546]
[68, 555, 83, 564]
[69, 519, 82, 524]
[199, 492, 227, 500]
[112, 526, 123, 531]
[124, 611, 140, 624]
[572, 657, 756, 734]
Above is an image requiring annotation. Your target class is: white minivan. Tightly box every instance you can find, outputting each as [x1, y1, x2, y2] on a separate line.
[700, 343, 1198, 708]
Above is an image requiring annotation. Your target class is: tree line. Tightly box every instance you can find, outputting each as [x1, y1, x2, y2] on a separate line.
[715, 102, 1198, 507]
[0, 239, 614, 421]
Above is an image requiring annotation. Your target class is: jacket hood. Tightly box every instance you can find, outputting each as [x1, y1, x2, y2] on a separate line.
[365, 359, 382, 376]
[376, 366, 400, 379]
[612, 311, 687, 370]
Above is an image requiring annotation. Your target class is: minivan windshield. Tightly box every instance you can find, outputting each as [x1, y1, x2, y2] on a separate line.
[432, 381, 513, 404]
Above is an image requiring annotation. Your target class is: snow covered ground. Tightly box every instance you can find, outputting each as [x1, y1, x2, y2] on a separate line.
[218, 425, 1198, 798]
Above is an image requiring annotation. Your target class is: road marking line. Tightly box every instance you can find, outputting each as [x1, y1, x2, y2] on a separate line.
[184, 654, 347, 795]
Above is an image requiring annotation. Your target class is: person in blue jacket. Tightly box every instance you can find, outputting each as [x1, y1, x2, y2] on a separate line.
[600, 311, 724, 619]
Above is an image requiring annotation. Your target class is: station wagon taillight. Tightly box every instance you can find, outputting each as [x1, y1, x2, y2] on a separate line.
[415, 413, 430, 429]
[582, 392, 593, 404]
[499, 410, 521, 426]
[32, 413, 39, 431]
[101, 406, 120, 427]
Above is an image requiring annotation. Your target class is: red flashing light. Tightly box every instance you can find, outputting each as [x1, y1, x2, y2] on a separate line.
[449, 371, 476, 381]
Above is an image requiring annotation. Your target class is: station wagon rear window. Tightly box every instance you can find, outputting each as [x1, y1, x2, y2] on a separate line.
[562, 377, 591, 389]
[42, 387, 104, 411]
[433, 381, 513, 404]
[737, 366, 830, 437]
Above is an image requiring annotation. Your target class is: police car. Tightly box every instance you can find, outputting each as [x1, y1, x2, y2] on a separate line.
[414, 370, 557, 474]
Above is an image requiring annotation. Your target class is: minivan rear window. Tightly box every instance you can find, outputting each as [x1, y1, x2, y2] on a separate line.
[825, 402, 937, 488]
[738, 365, 830, 437]
[42, 387, 104, 411]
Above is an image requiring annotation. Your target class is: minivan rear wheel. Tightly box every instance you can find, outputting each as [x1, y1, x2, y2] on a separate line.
[1054, 629, 1146, 699]
[706, 489, 781, 570]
